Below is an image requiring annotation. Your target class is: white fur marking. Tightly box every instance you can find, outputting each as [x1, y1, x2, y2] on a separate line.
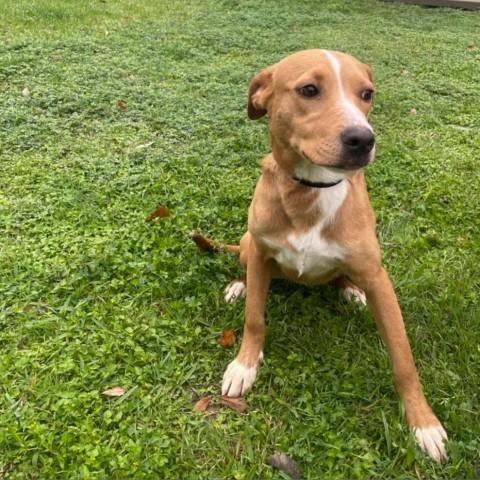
[414, 426, 448, 462]
[314, 180, 348, 219]
[224, 280, 247, 303]
[286, 227, 344, 278]
[222, 358, 260, 397]
[343, 286, 367, 306]
[262, 183, 348, 279]
[322, 50, 372, 131]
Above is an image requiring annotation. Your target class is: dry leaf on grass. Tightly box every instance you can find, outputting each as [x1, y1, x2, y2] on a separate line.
[22, 87, 30, 96]
[467, 44, 478, 51]
[219, 330, 237, 347]
[126, 141, 155, 154]
[414, 465, 424, 480]
[101, 387, 126, 397]
[133, 141, 154, 150]
[267, 451, 301, 480]
[23, 302, 50, 312]
[219, 395, 247, 413]
[145, 207, 171, 222]
[193, 396, 212, 412]
[30, 375, 38, 388]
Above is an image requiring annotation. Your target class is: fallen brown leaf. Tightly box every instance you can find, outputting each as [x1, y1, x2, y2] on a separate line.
[467, 44, 478, 51]
[23, 302, 50, 312]
[101, 387, 126, 397]
[117, 100, 127, 111]
[267, 451, 301, 480]
[219, 330, 237, 347]
[145, 207, 171, 222]
[22, 87, 30, 96]
[193, 396, 212, 412]
[219, 395, 247, 413]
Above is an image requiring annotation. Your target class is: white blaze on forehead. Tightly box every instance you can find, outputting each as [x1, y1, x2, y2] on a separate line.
[321, 50, 372, 130]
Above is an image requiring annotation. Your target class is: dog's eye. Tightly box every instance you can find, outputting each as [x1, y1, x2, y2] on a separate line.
[361, 89, 374, 101]
[298, 85, 319, 98]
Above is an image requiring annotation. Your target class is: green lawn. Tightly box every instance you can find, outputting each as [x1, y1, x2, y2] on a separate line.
[0, 0, 479, 478]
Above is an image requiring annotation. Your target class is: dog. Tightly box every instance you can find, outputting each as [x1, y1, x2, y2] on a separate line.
[191, 49, 447, 462]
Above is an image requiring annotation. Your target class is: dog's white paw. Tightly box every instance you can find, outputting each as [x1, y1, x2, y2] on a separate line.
[414, 425, 448, 462]
[224, 280, 246, 304]
[222, 359, 257, 396]
[222, 355, 262, 396]
[343, 286, 367, 306]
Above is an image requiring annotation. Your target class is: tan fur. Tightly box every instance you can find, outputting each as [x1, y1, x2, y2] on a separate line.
[202, 49, 447, 461]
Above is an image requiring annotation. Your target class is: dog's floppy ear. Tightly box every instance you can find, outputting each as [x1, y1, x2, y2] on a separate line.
[247, 66, 275, 120]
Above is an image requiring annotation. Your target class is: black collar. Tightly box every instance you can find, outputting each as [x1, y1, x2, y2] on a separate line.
[292, 176, 343, 189]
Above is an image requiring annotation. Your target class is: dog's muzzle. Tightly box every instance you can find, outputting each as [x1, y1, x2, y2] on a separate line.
[338, 127, 375, 169]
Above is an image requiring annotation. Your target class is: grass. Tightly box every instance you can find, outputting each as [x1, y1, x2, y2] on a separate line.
[0, 0, 479, 478]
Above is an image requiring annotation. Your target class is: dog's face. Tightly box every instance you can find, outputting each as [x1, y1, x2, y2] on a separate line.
[248, 50, 375, 184]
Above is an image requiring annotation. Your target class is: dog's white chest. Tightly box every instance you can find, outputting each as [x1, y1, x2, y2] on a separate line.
[261, 182, 348, 279]
[271, 227, 344, 278]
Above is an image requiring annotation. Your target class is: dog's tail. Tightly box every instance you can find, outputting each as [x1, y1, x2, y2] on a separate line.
[189, 232, 240, 254]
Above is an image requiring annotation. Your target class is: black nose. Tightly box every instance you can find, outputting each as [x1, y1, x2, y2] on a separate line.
[341, 127, 375, 155]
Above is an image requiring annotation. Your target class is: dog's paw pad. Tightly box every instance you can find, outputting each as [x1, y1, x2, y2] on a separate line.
[414, 425, 448, 462]
[221, 359, 257, 397]
[224, 280, 246, 303]
[343, 286, 367, 306]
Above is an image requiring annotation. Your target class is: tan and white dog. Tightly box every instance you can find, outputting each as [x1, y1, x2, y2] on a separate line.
[191, 49, 447, 461]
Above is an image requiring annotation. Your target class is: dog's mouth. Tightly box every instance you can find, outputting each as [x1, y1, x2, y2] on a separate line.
[297, 126, 375, 173]
[332, 151, 374, 171]
[300, 145, 374, 169]
[293, 147, 374, 186]
[295, 152, 352, 185]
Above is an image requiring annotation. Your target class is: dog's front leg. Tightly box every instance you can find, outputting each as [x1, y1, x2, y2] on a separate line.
[365, 268, 448, 461]
[222, 239, 271, 397]
[355, 266, 448, 462]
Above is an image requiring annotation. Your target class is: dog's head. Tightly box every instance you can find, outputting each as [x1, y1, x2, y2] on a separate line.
[248, 49, 375, 184]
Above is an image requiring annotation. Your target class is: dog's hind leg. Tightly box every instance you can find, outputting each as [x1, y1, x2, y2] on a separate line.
[224, 233, 284, 303]
[333, 275, 367, 306]
[224, 233, 250, 303]
[224, 277, 247, 303]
